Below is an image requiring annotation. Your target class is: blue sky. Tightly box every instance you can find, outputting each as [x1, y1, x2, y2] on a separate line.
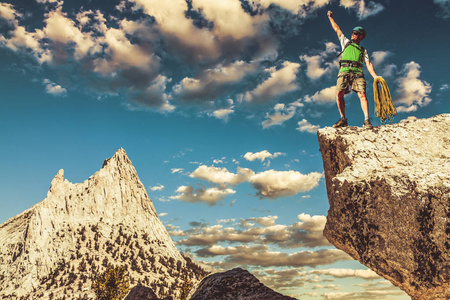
[1, 0, 449, 298]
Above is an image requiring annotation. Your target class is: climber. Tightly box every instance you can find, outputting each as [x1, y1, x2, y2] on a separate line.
[327, 10, 380, 129]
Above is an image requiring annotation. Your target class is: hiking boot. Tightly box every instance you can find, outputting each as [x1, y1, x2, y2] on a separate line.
[332, 117, 348, 128]
[363, 118, 373, 129]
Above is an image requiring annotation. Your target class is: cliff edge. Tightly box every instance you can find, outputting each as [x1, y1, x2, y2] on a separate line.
[317, 114, 450, 300]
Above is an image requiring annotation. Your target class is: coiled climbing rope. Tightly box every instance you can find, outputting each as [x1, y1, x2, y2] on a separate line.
[373, 76, 396, 124]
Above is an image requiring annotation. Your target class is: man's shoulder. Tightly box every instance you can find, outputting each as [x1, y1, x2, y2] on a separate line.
[339, 34, 349, 47]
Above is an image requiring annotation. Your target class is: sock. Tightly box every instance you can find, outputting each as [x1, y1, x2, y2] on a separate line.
[365, 116, 369, 121]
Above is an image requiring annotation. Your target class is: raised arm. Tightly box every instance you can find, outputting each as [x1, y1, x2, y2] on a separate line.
[327, 11, 343, 38]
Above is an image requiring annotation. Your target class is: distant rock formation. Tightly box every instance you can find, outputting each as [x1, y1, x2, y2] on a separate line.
[0, 148, 208, 300]
[317, 114, 450, 300]
[124, 285, 172, 300]
[189, 268, 297, 300]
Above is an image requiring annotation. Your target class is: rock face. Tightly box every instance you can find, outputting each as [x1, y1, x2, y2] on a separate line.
[0, 148, 207, 300]
[317, 114, 450, 300]
[124, 285, 172, 300]
[189, 268, 297, 300]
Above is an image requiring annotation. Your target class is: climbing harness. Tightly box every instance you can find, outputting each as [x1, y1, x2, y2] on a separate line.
[337, 41, 365, 74]
[373, 76, 396, 124]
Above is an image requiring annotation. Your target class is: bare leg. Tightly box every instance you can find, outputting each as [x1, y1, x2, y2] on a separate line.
[336, 91, 346, 118]
[357, 91, 369, 119]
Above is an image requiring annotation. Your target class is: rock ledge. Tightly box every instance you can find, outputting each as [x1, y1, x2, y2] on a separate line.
[318, 114, 450, 300]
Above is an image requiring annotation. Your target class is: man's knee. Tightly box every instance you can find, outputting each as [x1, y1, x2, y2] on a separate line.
[337, 91, 346, 99]
[357, 91, 367, 100]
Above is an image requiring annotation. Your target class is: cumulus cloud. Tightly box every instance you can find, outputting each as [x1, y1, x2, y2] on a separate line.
[171, 168, 184, 174]
[196, 245, 350, 267]
[190, 165, 254, 185]
[243, 150, 285, 162]
[170, 185, 236, 206]
[253, 268, 307, 290]
[299, 42, 339, 80]
[0, 3, 21, 22]
[149, 184, 165, 191]
[249, 170, 323, 199]
[43, 79, 67, 96]
[173, 61, 258, 102]
[176, 213, 329, 248]
[323, 289, 406, 300]
[0, 0, 392, 114]
[395, 62, 432, 113]
[371, 51, 396, 77]
[304, 86, 336, 104]
[245, 61, 300, 103]
[211, 108, 234, 122]
[0, 3, 47, 62]
[262, 103, 297, 128]
[249, 0, 331, 17]
[247, 215, 278, 227]
[434, 0, 450, 18]
[340, 0, 384, 20]
[297, 119, 320, 134]
[310, 268, 380, 280]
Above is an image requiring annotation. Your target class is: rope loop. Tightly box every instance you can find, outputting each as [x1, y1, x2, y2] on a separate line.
[373, 77, 396, 124]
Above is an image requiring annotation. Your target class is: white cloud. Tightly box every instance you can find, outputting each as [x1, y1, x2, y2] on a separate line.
[149, 184, 165, 191]
[299, 42, 338, 80]
[43, 79, 67, 96]
[243, 150, 284, 162]
[130, 75, 174, 111]
[211, 108, 234, 122]
[177, 213, 329, 248]
[248, 170, 323, 199]
[245, 61, 300, 103]
[371, 51, 396, 77]
[310, 268, 381, 280]
[130, 0, 219, 61]
[0, 3, 20, 22]
[262, 103, 297, 128]
[190, 165, 254, 185]
[196, 245, 350, 267]
[340, 0, 384, 20]
[173, 61, 258, 102]
[171, 168, 184, 174]
[304, 86, 336, 104]
[395, 62, 432, 113]
[249, 0, 331, 16]
[191, 0, 269, 40]
[0, 4, 47, 62]
[371, 51, 390, 67]
[171, 185, 236, 206]
[297, 119, 320, 134]
[247, 216, 278, 227]
[159, 212, 168, 217]
[434, 0, 450, 18]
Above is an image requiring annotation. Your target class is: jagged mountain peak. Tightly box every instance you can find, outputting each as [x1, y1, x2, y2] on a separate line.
[102, 147, 132, 168]
[0, 148, 208, 300]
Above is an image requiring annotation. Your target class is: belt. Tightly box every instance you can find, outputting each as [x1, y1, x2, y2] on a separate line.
[339, 60, 362, 69]
[338, 72, 365, 79]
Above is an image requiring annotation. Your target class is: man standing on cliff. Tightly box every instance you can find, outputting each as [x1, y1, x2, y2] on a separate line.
[327, 10, 379, 129]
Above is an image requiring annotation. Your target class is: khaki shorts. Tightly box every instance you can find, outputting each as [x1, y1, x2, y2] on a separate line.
[336, 72, 366, 94]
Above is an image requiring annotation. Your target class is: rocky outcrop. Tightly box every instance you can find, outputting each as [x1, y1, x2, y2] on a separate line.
[317, 114, 450, 300]
[124, 285, 172, 300]
[0, 148, 207, 300]
[189, 268, 297, 300]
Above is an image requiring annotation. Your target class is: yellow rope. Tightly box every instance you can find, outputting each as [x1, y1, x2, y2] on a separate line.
[373, 76, 396, 124]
